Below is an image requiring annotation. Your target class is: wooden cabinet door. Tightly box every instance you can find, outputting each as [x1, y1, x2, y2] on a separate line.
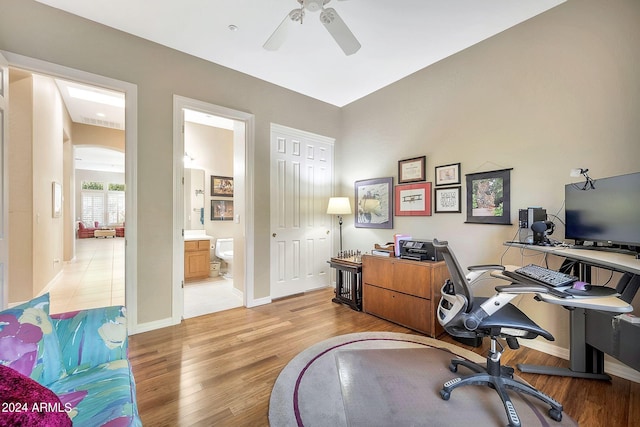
[391, 260, 431, 299]
[362, 255, 393, 288]
[363, 284, 432, 335]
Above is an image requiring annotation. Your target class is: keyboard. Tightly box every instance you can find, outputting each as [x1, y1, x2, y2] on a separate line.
[513, 264, 579, 288]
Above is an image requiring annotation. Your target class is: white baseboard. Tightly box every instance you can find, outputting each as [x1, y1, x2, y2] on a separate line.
[521, 339, 640, 383]
[246, 296, 271, 308]
[130, 317, 175, 335]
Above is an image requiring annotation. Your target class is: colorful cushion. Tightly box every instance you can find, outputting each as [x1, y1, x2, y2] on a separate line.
[52, 306, 129, 374]
[0, 294, 66, 386]
[0, 364, 72, 427]
[49, 360, 141, 427]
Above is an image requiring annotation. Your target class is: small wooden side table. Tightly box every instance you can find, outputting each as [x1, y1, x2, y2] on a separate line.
[328, 257, 363, 311]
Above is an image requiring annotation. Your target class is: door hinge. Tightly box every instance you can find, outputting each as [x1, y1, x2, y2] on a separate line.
[181, 280, 184, 289]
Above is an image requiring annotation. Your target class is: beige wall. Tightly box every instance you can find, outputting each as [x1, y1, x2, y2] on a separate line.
[72, 123, 124, 151]
[339, 0, 640, 349]
[8, 72, 68, 300]
[8, 71, 34, 302]
[1, 0, 638, 352]
[0, 0, 342, 324]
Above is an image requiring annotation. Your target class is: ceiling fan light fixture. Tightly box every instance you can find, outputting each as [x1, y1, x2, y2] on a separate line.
[320, 9, 335, 24]
[304, 0, 325, 12]
[289, 9, 304, 23]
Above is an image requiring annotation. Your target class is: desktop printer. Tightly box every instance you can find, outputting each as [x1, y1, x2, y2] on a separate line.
[399, 240, 444, 261]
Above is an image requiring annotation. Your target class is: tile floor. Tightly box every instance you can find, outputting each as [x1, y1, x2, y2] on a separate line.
[183, 276, 243, 319]
[47, 237, 125, 314]
[46, 237, 243, 317]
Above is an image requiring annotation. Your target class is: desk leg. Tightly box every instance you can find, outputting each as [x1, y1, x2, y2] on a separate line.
[517, 308, 611, 380]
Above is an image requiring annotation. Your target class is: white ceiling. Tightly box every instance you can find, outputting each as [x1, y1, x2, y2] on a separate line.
[36, 0, 565, 107]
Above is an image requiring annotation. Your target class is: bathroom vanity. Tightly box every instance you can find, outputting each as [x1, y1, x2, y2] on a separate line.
[184, 239, 211, 281]
[184, 230, 214, 282]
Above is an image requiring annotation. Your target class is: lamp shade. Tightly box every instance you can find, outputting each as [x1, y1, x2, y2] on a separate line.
[327, 197, 352, 215]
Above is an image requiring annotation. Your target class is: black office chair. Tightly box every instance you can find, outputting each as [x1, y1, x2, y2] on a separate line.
[432, 239, 563, 427]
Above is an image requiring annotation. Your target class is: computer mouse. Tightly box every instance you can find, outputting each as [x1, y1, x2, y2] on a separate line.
[572, 281, 591, 291]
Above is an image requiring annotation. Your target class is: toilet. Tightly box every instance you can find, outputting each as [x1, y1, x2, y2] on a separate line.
[214, 238, 233, 278]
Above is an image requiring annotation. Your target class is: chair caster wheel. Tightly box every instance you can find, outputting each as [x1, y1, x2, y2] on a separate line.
[449, 363, 457, 373]
[549, 408, 562, 422]
[440, 389, 450, 401]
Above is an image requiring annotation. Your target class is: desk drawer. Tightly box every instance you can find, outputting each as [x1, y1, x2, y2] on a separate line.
[363, 284, 433, 336]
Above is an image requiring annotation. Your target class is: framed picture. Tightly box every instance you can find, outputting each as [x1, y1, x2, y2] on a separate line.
[211, 175, 233, 197]
[398, 156, 426, 184]
[435, 163, 461, 186]
[395, 182, 432, 216]
[465, 168, 512, 225]
[52, 181, 62, 218]
[211, 200, 234, 221]
[354, 177, 393, 229]
[434, 186, 461, 213]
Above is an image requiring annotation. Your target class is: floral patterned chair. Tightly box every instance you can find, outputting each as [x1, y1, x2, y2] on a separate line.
[0, 294, 141, 426]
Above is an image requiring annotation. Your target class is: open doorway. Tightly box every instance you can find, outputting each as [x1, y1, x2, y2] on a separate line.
[8, 69, 126, 313]
[182, 109, 241, 318]
[2, 52, 137, 330]
[173, 96, 254, 322]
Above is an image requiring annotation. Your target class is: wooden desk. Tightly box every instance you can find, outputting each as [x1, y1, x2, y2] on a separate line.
[503, 242, 639, 379]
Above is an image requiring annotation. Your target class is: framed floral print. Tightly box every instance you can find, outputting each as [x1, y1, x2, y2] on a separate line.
[465, 168, 512, 225]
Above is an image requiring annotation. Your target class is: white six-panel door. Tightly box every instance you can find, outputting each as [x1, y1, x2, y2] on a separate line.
[270, 124, 334, 299]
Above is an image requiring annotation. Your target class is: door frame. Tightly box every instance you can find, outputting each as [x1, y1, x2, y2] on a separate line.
[0, 52, 8, 310]
[172, 95, 255, 324]
[1, 51, 139, 332]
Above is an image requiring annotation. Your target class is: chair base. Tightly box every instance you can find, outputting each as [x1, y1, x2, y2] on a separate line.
[441, 352, 563, 427]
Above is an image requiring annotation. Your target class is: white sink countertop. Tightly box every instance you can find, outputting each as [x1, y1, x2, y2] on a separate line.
[184, 230, 214, 241]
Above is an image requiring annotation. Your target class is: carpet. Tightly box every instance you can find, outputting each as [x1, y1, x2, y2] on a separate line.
[269, 332, 577, 427]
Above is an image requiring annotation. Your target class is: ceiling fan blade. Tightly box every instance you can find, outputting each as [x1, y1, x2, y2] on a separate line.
[263, 10, 299, 51]
[320, 8, 361, 55]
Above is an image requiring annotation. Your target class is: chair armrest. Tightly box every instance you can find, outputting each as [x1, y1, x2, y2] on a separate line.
[51, 306, 128, 374]
[495, 284, 570, 298]
[468, 264, 505, 272]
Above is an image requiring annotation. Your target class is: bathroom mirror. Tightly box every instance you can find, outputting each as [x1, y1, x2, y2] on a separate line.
[184, 168, 205, 230]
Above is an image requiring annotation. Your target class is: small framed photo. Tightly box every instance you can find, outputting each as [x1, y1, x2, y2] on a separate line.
[398, 156, 426, 184]
[435, 163, 461, 186]
[211, 176, 233, 197]
[434, 186, 461, 213]
[211, 200, 234, 221]
[395, 182, 432, 216]
[355, 177, 393, 229]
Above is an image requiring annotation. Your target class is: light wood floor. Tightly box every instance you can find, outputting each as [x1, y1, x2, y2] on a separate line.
[129, 288, 640, 427]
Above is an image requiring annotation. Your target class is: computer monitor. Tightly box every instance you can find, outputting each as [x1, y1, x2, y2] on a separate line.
[565, 172, 640, 251]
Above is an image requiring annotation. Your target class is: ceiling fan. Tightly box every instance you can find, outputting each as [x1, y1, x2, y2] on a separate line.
[263, 0, 361, 56]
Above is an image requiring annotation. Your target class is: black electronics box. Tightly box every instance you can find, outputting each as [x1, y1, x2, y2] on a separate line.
[399, 240, 443, 261]
[518, 207, 547, 243]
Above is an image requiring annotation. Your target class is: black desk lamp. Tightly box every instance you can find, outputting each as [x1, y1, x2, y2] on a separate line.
[327, 197, 352, 252]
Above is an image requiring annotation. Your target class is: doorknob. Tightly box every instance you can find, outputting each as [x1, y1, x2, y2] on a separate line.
[272, 233, 277, 237]
[326, 230, 330, 234]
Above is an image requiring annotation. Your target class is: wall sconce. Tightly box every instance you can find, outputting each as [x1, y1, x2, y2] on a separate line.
[327, 197, 352, 252]
[570, 168, 595, 190]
